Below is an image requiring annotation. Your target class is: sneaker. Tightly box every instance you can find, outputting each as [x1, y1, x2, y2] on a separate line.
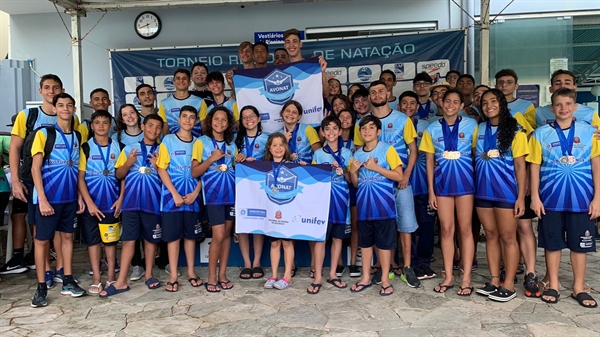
[472, 260, 478, 272]
[31, 289, 48, 307]
[61, 282, 87, 297]
[264, 277, 277, 289]
[516, 263, 525, 275]
[423, 267, 437, 279]
[24, 252, 36, 270]
[0, 257, 28, 275]
[164, 264, 181, 277]
[414, 267, 427, 280]
[429, 256, 436, 263]
[523, 272, 541, 298]
[476, 282, 497, 296]
[488, 286, 516, 302]
[45, 270, 54, 289]
[49, 248, 57, 261]
[129, 265, 144, 281]
[54, 268, 64, 283]
[273, 278, 292, 290]
[371, 270, 382, 285]
[335, 265, 344, 278]
[349, 265, 361, 278]
[400, 266, 421, 288]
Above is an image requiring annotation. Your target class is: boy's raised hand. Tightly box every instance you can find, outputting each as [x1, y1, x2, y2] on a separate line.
[349, 159, 361, 174]
[235, 153, 247, 162]
[126, 148, 138, 165]
[364, 157, 379, 171]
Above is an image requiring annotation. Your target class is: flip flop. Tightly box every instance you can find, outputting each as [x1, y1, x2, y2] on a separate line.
[309, 270, 316, 278]
[350, 283, 372, 293]
[433, 283, 454, 293]
[291, 267, 298, 278]
[165, 281, 179, 292]
[239, 268, 252, 280]
[204, 283, 220, 293]
[380, 285, 394, 296]
[188, 276, 203, 287]
[251, 267, 264, 279]
[219, 280, 233, 290]
[541, 289, 560, 304]
[326, 278, 347, 289]
[99, 284, 130, 298]
[457, 286, 474, 296]
[307, 283, 322, 294]
[145, 277, 161, 290]
[571, 292, 597, 308]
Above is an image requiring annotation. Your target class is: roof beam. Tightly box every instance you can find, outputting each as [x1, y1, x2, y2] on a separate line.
[51, 0, 81, 10]
[77, 0, 281, 12]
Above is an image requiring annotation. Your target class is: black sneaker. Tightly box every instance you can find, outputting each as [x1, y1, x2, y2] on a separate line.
[24, 252, 36, 270]
[371, 270, 382, 285]
[0, 257, 28, 275]
[414, 267, 427, 280]
[349, 265, 361, 277]
[335, 265, 344, 278]
[31, 289, 48, 307]
[488, 286, 516, 302]
[401, 266, 421, 288]
[423, 267, 437, 279]
[476, 282, 497, 296]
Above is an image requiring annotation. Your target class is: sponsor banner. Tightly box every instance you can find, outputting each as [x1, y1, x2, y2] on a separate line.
[232, 58, 323, 132]
[235, 161, 331, 241]
[110, 30, 465, 116]
[254, 30, 305, 43]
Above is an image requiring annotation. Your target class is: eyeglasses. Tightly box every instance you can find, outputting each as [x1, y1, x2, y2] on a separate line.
[497, 80, 515, 86]
[414, 82, 431, 88]
[431, 90, 447, 97]
[242, 115, 258, 121]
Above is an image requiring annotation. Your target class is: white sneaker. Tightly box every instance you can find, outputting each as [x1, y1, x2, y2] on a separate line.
[129, 265, 145, 281]
[164, 264, 181, 277]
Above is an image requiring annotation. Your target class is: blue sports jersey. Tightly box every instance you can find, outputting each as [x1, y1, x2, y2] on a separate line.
[535, 104, 598, 128]
[111, 130, 144, 147]
[528, 122, 599, 212]
[341, 136, 356, 155]
[196, 135, 237, 206]
[277, 123, 319, 163]
[80, 138, 121, 213]
[417, 100, 438, 120]
[419, 116, 478, 196]
[116, 142, 162, 215]
[353, 142, 401, 221]
[410, 118, 430, 196]
[387, 97, 400, 110]
[31, 127, 81, 204]
[313, 144, 353, 225]
[238, 132, 268, 160]
[158, 95, 203, 138]
[157, 135, 201, 213]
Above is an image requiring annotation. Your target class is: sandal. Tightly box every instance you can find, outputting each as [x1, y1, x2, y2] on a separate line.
[89, 283, 103, 294]
[218, 280, 233, 290]
[370, 266, 380, 275]
[541, 289, 560, 304]
[307, 283, 322, 294]
[326, 278, 347, 289]
[204, 283, 220, 293]
[433, 283, 454, 293]
[571, 292, 598, 308]
[291, 267, 298, 278]
[188, 276, 203, 287]
[380, 285, 394, 296]
[99, 284, 130, 298]
[239, 268, 252, 280]
[350, 283, 372, 293]
[165, 281, 179, 292]
[457, 286, 474, 296]
[309, 270, 316, 279]
[145, 277, 161, 290]
[251, 267, 264, 279]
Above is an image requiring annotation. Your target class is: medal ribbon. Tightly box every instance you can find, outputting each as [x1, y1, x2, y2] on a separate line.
[139, 141, 159, 167]
[417, 101, 431, 119]
[340, 137, 351, 150]
[55, 124, 75, 163]
[554, 120, 575, 156]
[93, 138, 112, 171]
[285, 124, 300, 154]
[211, 138, 227, 165]
[325, 143, 345, 167]
[271, 159, 284, 186]
[244, 134, 258, 158]
[440, 117, 460, 151]
[483, 121, 499, 152]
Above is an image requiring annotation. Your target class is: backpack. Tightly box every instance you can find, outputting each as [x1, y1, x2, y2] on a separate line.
[20, 124, 81, 185]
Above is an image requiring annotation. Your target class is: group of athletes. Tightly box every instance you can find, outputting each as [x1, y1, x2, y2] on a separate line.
[0, 28, 597, 309]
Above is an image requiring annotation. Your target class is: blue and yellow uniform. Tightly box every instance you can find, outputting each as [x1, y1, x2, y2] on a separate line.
[475, 123, 529, 203]
[158, 95, 203, 137]
[11, 107, 81, 140]
[341, 137, 356, 155]
[199, 97, 239, 122]
[111, 130, 144, 147]
[410, 118, 431, 197]
[419, 117, 478, 196]
[78, 118, 118, 143]
[194, 136, 237, 206]
[238, 132, 269, 160]
[79, 139, 121, 212]
[508, 98, 536, 130]
[535, 104, 599, 129]
[278, 123, 320, 163]
[417, 100, 438, 120]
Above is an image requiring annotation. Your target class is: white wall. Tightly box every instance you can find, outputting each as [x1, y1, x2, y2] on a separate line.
[9, 0, 462, 105]
[0, 11, 8, 58]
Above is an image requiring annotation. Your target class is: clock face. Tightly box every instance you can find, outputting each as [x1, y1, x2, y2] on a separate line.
[135, 12, 161, 39]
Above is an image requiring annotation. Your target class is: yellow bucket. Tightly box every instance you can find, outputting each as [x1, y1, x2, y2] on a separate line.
[98, 222, 121, 243]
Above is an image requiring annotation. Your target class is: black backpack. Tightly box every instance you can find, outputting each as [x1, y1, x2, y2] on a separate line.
[19, 108, 81, 185]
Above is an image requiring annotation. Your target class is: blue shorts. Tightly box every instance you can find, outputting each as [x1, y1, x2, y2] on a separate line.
[27, 185, 36, 224]
[35, 202, 78, 241]
[81, 213, 119, 246]
[161, 211, 203, 242]
[358, 219, 396, 250]
[394, 187, 418, 233]
[206, 205, 234, 226]
[475, 199, 514, 209]
[121, 211, 162, 243]
[349, 184, 357, 207]
[538, 211, 596, 253]
[327, 222, 351, 240]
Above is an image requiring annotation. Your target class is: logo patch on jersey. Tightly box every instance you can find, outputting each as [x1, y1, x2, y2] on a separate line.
[111, 154, 116, 159]
[388, 123, 393, 129]
[478, 135, 484, 140]
[260, 69, 296, 105]
[227, 150, 231, 155]
[174, 150, 186, 155]
[91, 155, 102, 160]
[255, 144, 260, 148]
[55, 144, 67, 149]
[573, 117, 577, 122]
[374, 158, 379, 163]
[459, 132, 465, 138]
[265, 166, 300, 206]
[297, 137, 302, 142]
[574, 137, 580, 144]
[418, 132, 423, 137]
[170, 108, 180, 113]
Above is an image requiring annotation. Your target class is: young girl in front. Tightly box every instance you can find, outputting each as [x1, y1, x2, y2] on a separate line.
[192, 106, 245, 292]
[263, 133, 296, 290]
[419, 89, 478, 296]
[474, 89, 529, 302]
[234, 105, 269, 280]
[113, 104, 144, 146]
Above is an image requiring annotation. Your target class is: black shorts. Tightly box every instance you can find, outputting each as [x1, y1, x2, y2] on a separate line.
[35, 202, 78, 241]
[121, 211, 162, 243]
[358, 219, 396, 250]
[475, 199, 514, 209]
[520, 195, 536, 220]
[12, 196, 28, 214]
[0, 192, 9, 225]
[206, 205, 234, 226]
[327, 223, 351, 240]
[81, 213, 119, 247]
[161, 211, 203, 242]
[538, 211, 596, 253]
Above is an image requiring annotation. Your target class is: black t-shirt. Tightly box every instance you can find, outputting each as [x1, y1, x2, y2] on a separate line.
[189, 89, 214, 105]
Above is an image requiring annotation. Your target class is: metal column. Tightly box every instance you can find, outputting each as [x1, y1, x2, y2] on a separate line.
[68, 10, 85, 120]
[479, 0, 491, 85]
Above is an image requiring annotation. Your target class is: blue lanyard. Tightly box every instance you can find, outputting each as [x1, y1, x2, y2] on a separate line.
[211, 138, 227, 165]
[284, 124, 300, 153]
[139, 141, 158, 167]
[325, 143, 344, 167]
[440, 117, 460, 151]
[553, 120, 575, 156]
[54, 124, 75, 162]
[340, 137, 352, 150]
[244, 134, 258, 158]
[93, 138, 112, 170]
[417, 101, 431, 119]
[271, 159, 284, 184]
[483, 121, 498, 152]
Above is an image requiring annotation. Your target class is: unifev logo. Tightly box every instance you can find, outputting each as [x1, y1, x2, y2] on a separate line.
[260, 69, 297, 104]
[262, 165, 303, 205]
[383, 62, 416, 81]
[293, 215, 326, 225]
[417, 59, 450, 80]
[325, 67, 348, 83]
[349, 65, 381, 83]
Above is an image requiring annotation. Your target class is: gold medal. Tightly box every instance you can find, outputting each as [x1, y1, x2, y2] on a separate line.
[335, 167, 344, 175]
[568, 155, 576, 164]
[442, 151, 460, 160]
[138, 166, 147, 174]
[487, 149, 500, 159]
[218, 164, 228, 172]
